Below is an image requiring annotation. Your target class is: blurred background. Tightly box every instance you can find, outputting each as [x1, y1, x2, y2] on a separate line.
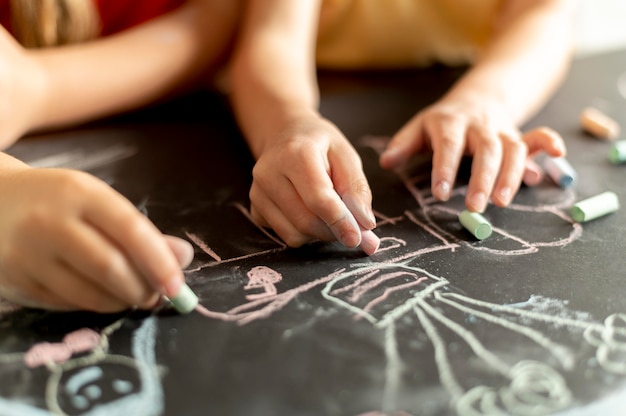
[574, 0, 626, 56]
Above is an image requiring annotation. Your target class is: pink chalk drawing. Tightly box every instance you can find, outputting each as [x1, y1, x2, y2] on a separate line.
[24, 328, 102, 368]
[189, 136, 625, 415]
[244, 265, 283, 300]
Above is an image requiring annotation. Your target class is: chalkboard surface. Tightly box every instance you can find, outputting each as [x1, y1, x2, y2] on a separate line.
[1, 50, 626, 416]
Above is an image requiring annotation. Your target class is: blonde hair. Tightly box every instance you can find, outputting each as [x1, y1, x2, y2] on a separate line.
[10, 0, 100, 48]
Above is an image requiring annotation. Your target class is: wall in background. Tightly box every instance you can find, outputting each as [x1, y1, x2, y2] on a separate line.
[574, 0, 626, 56]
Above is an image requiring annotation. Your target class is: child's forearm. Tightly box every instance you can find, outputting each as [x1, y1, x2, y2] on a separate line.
[30, 0, 236, 131]
[231, 0, 321, 158]
[443, 0, 574, 125]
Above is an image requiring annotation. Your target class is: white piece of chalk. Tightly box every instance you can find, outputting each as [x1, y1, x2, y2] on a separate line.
[543, 157, 577, 188]
[580, 107, 620, 140]
[168, 283, 198, 314]
[609, 140, 626, 164]
[458, 210, 493, 240]
[571, 191, 620, 223]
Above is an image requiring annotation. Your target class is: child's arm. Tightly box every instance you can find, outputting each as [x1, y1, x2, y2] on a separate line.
[0, 0, 240, 311]
[380, 0, 574, 212]
[230, 0, 379, 254]
[0, 153, 194, 311]
[0, 0, 238, 149]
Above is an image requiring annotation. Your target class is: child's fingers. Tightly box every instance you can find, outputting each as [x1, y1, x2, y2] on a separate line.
[328, 143, 381, 254]
[0, 269, 73, 311]
[0, 250, 126, 312]
[491, 132, 527, 207]
[163, 235, 195, 269]
[287, 148, 362, 249]
[523, 127, 566, 157]
[58, 220, 157, 307]
[380, 116, 426, 170]
[329, 144, 376, 230]
[82, 180, 184, 298]
[465, 126, 503, 213]
[426, 114, 467, 202]
[29, 260, 131, 313]
[250, 179, 335, 247]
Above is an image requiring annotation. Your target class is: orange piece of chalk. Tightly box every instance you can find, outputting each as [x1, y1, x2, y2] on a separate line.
[580, 107, 620, 140]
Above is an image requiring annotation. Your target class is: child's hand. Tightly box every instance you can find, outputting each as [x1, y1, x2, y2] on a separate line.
[249, 114, 379, 254]
[0, 168, 191, 312]
[379, 94, 566, 212]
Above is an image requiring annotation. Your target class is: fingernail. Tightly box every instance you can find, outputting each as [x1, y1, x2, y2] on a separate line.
[163, 278, 183, 299]
[382, 146, 399, 159]
[343, 194, 376, 229]
[468, 191, 487, 212]
[331, 212, 362, 248]
[498, 187, 512, 205]
[380, 147, 402, 167]
[368, 210, 377, 228]
[179, 241, 195, 269]
[360, 230, 380, 255]
[433, 180, 451, 201]
[340, 228, 361, 248]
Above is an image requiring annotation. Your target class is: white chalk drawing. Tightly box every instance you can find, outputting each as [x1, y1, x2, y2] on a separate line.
[2, 135, 625, 415]
[25, 143, 138, 171]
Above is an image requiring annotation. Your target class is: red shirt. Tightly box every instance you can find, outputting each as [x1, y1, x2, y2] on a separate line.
[0, 0, 185, 37]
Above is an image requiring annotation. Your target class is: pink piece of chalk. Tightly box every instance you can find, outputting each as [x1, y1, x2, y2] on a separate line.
[523, 159, 544, 186]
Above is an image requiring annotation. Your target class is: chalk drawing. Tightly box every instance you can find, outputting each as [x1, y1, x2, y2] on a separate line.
[0, 316, 163, 415]
[25, 143, 137, 171]
[244, 265, 283, 300]
[2, 135, 625, 415]
[187, 136, 624, 415]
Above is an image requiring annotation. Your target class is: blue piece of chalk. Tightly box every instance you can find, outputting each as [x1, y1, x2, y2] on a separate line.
[543, 157, 577, 188]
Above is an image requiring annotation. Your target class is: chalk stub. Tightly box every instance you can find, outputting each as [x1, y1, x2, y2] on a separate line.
[609, 140, 626, 164]
[459, 210, 493, 240]
[580, 107, 620, 140]
[522, 158, 544, 187]
[571, 191, 620, 223]
[543, 156, 577, 188]
[168, 283, 199, 314]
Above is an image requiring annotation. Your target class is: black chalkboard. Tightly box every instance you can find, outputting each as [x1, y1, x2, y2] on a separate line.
[1, 50, 626, 416]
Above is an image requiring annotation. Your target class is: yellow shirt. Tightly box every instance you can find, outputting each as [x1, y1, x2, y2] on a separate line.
[316, 0, 503, 69]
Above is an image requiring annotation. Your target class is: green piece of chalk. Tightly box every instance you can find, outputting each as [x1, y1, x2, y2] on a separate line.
[571, 191, 620, 223]
[609, 141, 626, 164]
[168, 284, 198, 314]
[458, 210, 493, 240]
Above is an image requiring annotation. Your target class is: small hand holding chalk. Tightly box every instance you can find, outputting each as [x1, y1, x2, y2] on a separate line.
[248, 113, 379, 255]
